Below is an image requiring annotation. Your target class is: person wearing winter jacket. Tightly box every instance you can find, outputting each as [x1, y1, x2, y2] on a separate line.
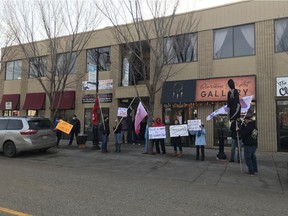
[239, 116, 258, 176]
[153, 117, 166, 155]
[195, 124, 206, 161]
[171, 119, 182, 157]
[113, 118, 122, 152]
[100, 116, 110, 153]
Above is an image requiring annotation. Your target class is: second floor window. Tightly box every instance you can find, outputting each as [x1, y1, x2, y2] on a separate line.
[57, 52, 76, 75]
[275, 18, 288, 52]
[6, 60, 22, 80]
[29, 57, 48, 78]
[164, 33, 197, 64]
[87, 47, 111, 72]
[214, 24, 255, 59]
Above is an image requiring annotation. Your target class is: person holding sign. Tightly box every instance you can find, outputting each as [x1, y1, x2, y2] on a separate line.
[153, 117, 166, 155]
[113, 118, 122, 152]
[171, 119, 182, 157]
[55, 116, 63, 147]
[195, 124, 206, 161]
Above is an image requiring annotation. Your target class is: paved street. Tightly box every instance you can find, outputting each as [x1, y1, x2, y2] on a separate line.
[0, 141, 287, 216]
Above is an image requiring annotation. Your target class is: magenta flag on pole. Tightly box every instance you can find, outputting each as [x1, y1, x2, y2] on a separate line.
[134, 101, 148, 135]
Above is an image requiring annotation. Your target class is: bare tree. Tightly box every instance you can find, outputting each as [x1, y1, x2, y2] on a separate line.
[96, 0, 199, 153]
[1, 0, 101, 120]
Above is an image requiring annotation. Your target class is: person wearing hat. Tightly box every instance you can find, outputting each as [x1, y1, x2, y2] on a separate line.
[68, 114, 81, 146]
[239, 115, 258, 176]
[227, 79, 241, 121]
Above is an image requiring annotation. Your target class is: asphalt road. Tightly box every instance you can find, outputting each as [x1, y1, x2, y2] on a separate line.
[0, 144, 287, 216]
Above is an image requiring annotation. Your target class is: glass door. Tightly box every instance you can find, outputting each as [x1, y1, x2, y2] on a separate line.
[277, 100, 288, 151]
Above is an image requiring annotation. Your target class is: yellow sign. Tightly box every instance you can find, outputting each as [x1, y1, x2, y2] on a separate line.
[56, 119, 73, 134]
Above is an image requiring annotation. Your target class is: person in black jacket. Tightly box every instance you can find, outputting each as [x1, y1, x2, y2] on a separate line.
[68, 114, 81, 146]
[113, 118, 122, 152]
[100, 116, 110, 153]
[239, 116, 258, 176]
[171, 119, 182, 157]
[227, 79, 241, 121]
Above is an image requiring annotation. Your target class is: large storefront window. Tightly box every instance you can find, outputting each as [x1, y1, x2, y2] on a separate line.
[277, 100, 288, 151]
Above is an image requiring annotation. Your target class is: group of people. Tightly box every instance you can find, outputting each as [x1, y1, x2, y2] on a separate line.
[53, 78, 258, 176]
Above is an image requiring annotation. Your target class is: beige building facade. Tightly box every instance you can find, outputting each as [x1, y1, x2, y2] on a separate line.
[1, 1, 288, 152]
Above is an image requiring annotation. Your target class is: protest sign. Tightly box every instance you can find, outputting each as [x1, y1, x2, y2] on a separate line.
[187, 119, 202, 131]
[148, 126, 166, 139]
[169, 124, 189, 137]
[56, 119, 73, 134]
[117, 107, 128, 117]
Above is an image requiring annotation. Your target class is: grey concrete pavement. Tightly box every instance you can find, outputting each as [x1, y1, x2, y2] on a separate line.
[58, 139, 288, 195]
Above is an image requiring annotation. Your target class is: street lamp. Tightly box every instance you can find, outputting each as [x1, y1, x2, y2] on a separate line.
[92, 51, 111, 150]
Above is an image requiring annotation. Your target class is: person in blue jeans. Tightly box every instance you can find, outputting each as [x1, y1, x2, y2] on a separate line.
[239, 116, 258, 176]
[100, 117, 110, 153]
[113, 118, 122, 152]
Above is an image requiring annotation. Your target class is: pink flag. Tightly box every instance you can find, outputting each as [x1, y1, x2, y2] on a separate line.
[134, 101, 148, 135]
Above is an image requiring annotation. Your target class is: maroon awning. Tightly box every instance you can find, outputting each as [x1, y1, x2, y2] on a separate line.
[22, 93, 46, 110]
[0, 94, 20, 110]
[53, 91, 75, 110]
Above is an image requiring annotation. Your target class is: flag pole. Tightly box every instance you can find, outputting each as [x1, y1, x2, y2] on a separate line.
[113, 97, 136, 133]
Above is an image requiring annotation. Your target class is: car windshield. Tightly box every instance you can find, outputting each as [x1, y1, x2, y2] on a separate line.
[28, 119, 53, 130]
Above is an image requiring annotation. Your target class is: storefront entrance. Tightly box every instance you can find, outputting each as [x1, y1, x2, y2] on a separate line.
[276, 100, 288, 151]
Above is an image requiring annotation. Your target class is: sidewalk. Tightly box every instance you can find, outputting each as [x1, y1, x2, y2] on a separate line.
[58, 139, 288, 194]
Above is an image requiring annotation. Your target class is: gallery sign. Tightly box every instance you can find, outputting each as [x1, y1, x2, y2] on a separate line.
[195, 75, 256, 102]
[276, 77, 288, 97]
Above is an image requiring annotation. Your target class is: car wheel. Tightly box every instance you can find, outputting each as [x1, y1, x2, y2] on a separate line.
[3, 141, 16, 157]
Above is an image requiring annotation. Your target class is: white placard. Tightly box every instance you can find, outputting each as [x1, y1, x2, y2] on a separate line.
[148, 126, 166, 139]
[5, 101, 12, 110]
[169, 124, 189, 137]
[276, 77, 288, 97]
[99, 79, 113, 90]
[117, 107, 128, 117]
[187, 119, 202, 131]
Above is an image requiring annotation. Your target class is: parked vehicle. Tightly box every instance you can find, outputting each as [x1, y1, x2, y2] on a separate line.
[0, 117, 57, 157]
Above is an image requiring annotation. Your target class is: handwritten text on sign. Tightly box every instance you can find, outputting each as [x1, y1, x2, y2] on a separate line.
[187, 119, 202, 131]
[169, 124, 189, 137]
[56, 119, 73, 134]
[117, 107, 128, 117]
[148, 126, 166, 139]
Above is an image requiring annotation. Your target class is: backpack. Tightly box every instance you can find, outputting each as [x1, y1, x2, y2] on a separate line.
[251, 128, 258, 140]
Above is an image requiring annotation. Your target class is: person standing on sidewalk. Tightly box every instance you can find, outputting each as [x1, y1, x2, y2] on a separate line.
[195, 124, 206, 161]
[100, 116, 110, 153]
[239, 116, 258, 176]
[113, 118, 122, 152]
[153, 117, 166, 155]
[171, 119, 182, 157]
[55, 116, 63, 147]
[230, 120, 242, 163]
[68, 115, 81, 146]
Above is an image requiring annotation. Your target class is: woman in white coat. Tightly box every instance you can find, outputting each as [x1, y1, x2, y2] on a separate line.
[195, 124, 206, 161]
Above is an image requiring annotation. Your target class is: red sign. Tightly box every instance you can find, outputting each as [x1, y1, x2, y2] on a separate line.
[195, 76, 256, 102]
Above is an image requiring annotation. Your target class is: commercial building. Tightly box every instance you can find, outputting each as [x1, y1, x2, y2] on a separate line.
[1, 1, 288, 152]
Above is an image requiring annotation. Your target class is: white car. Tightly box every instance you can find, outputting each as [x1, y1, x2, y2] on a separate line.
[0, 117, 57, 157]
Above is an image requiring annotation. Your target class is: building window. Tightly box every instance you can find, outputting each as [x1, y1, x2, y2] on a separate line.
[29, 56, 48, 78]
[5, 60, 22, 80]
[57, 52, 76, 74]
[121, 42, 150, 86]
[164, 33, 197, 64]
[275, 18, 288, 53]
[87, 47, 111, 73]
[214, 24, 255, 59]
